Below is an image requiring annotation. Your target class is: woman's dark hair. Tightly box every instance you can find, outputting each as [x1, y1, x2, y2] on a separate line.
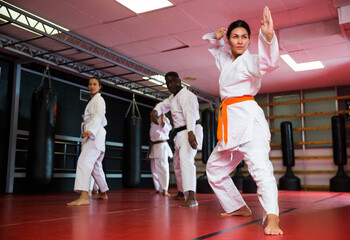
[89, 77, 102, 93]
[226, 20, 251, 39]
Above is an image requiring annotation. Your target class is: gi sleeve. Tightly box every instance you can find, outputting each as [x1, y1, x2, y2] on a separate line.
[202, 32, 229, 71]
[180, 91, 199, 133]
[154, 97, 172, 116]
[258, 29, 279, 76]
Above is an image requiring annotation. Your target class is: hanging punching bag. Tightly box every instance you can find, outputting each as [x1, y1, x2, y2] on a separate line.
[27, 66, 57, 188]
[122, 95, 142, 188]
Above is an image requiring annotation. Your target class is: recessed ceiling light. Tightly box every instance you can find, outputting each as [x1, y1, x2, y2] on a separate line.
[115, 0, 173, 14]
[280, 54, 324, 72]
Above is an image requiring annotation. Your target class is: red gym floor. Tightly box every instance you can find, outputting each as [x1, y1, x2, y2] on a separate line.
[1, 189, 350, 240]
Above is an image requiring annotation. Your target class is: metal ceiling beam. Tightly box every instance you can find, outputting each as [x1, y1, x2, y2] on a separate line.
[80, 64, 117, 73]
[34, 47, 74, 57]
[0, 33, 166, 100]
[58, 56, 96, 65]
[3, 35, 44, 47]
[0, 1, 219, 104]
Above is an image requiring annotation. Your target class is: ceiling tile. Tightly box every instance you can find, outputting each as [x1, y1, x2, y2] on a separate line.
[307, 43, 350, 60]
[134, 53, 180, 72]
[301, 34, 345, 50]
[144, 36, 185, 52]
[142, 6, 201, 34]
[9, 0, 99, 30]
[289, 50, 313, 63]
[161, 45, 214, 70]
[74, 24, 131, 47]
[61, 0, 135, 23]
[111, 41, 158, 58]
[172, 29, 210, 47]
[106, 16, 168, 41]
[289, 3, 334, 25]
[280, 0, 332, 9]
[178, 0, 238, 30]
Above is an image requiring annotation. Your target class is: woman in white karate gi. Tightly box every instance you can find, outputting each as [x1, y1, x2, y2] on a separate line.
[148, 113, 173, 196]
[204, 6, 283, 235]
[68, 77, 109, 206]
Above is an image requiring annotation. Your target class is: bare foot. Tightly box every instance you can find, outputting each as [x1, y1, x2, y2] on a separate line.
[67, 198, 90, 206]
[67, 192, 90, 206]
[264, 214, 283, 235]
[163, 190, 171, 197]
[220, 205, 252, 217]
[172, 191, 185, 200]
[92, 192, 108, 200]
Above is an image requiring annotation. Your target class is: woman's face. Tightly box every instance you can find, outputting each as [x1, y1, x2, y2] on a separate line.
[227, 27, 250, 58]
[88, 78, 101, 96]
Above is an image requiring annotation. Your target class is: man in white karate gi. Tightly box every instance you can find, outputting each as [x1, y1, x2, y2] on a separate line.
[151, 71, 203, 207]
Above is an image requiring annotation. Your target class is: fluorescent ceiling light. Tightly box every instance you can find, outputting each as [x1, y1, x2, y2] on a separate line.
[116, 0, 173, 14]
[145, 94, 158, 99]
[143, 74, 191, 88]
[281, 54, 324, 72]
[0, 0, 69, 35]
[143, 75, 167, 88]
[182, 82, 190, 87]
[131, 89, 144, 95]
[117, 84, 130, 90]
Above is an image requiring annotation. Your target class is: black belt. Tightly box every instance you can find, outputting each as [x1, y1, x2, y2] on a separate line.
[146, 140, 167, 159]
[173, 120, 199, 136]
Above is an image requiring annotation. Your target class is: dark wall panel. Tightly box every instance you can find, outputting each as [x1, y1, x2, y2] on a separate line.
[0, 59, 12, 193]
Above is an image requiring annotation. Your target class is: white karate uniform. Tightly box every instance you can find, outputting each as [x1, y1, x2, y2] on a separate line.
[154, 87, 203, 193]
[74, 93, 109, 193]
[203, 29, 279, 220]
[149, 115, 173, 193]
[89, 176, 99, 192]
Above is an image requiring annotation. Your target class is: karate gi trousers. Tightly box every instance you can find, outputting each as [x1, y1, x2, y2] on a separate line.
[173, 130, 198, 193]
[74, 138, 109, 193]
[150, 142, 171, 192]
[206, 119, 278, 221]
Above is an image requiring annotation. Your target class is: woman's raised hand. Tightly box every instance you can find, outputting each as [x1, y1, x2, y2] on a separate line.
[215, 27, 227, 40]
[260, 6, 274, 42]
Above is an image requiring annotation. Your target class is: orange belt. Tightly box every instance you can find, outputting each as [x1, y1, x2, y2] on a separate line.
[217, 95, 254, 144]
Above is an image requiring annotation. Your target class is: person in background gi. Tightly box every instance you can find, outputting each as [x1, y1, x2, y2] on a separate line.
[68, 77, 109, 206]
[147, 113, 173, 196]
[203, 6, 283, 235]
[151, 71, 203, 207]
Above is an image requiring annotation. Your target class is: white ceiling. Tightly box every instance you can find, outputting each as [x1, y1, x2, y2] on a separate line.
[3, 0, 350, 97]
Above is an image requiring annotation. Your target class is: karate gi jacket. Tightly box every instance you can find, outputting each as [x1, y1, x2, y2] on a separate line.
[149, 115, 173, 159]
[203, 29, 279, 151]
[82, 93, 107, 152]
[154, 87, 203, 149]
